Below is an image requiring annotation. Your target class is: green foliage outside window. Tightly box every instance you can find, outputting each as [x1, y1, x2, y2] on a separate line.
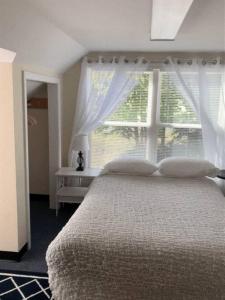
[108, 73, 149, 123]
[91, 71, 202, 167]
[160, 73, 198, 124]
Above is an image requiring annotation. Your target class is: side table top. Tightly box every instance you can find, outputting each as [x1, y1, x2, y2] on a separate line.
[55, 167, 101, 177]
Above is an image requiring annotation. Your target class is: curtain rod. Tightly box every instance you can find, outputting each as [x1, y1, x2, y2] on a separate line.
[85, 56, 223, 65]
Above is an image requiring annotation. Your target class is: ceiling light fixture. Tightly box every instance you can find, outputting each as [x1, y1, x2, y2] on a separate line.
[150, 0, 194, 41]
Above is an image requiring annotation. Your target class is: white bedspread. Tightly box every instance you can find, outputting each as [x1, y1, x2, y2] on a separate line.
[46, 175, 225, 300]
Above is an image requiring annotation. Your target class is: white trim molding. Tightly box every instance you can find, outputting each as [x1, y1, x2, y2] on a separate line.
[24, 72, 60, 84]
[0, 48, 16, 63]
[23, 71, 62, 248]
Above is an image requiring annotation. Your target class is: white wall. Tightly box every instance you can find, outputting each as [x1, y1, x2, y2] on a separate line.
[0, 63, 19, 251]
[62, 62, 81, 165]
[28, 108, 49, 195]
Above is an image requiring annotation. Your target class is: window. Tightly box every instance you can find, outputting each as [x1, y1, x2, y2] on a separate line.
[157, 72, 203, 161]
[90, 72, 152, 168]
[90, 70, 203, 168]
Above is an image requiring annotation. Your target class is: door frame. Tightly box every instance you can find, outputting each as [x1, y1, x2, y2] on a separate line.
[23, 71, 62, 248]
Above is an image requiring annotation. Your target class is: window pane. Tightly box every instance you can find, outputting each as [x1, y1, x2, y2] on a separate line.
[207, 72, 223, 121]
[91, 125, 147, 168]
[157, 127, 203, 162]
[108, 73, 152, 123]
[91, 69, 114, 97]
[160, 72, 199, 124]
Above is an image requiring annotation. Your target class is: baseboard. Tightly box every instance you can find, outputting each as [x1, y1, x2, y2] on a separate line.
[0, 243, 28, 262]
[30, 194, 49, 201]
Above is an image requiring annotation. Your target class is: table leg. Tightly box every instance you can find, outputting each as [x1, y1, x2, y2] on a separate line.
[56, 196, 60, 216]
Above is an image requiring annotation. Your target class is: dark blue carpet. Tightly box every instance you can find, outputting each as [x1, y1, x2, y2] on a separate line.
[0, 198, 78, 273]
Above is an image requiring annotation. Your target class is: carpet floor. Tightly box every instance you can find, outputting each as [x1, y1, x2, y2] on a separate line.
[0, 198, 78, 274]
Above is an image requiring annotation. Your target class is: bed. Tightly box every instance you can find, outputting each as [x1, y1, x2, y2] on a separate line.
[46, 174, 225, 300]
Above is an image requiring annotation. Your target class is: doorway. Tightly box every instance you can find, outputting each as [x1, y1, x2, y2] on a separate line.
[23, 72, 61, 248]
[27, 81, 49, 199]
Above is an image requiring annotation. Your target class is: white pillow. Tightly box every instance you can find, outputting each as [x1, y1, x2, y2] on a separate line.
[101, 158, 158, 176]
[158, 157, 219, 178]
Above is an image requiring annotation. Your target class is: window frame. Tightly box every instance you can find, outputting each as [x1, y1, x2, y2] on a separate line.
[89, 69, 202, 167]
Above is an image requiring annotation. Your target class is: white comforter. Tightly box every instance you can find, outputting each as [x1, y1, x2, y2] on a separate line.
[46, 175, 225, 300]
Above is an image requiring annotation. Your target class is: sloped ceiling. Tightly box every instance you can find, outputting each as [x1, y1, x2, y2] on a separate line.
[26, 0, 225, 52]
[0, 0, 86, 73]
[0, 0, 224, 73]
[27, 81, 47, 100]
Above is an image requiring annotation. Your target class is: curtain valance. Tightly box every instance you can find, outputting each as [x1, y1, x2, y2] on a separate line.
[85, 56, 225, 67]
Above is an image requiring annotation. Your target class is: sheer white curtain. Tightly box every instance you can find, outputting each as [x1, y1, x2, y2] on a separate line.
[165, 57, 225, 168]
[68, 56, 149, 165]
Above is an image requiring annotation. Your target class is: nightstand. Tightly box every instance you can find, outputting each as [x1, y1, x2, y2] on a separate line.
[55, 167, 101, 216]
[217, 170, 225, 180]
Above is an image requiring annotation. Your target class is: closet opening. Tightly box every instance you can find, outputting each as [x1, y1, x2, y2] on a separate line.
[23, 72, 61, 248]
[27, 81, 49, 203]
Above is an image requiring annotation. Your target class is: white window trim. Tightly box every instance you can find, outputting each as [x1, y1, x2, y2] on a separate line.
[104, 121, 149, 127]
[147, 69, 160, 162]
[159, 123, 201, 129]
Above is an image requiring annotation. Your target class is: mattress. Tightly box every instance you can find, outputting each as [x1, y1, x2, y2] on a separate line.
[46, 174, 225, 300]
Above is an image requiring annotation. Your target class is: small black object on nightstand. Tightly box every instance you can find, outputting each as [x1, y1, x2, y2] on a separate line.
[217, 170, 225, 180]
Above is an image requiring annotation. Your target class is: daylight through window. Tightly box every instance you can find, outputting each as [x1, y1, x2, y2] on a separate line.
[90, 70, 203, 168]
